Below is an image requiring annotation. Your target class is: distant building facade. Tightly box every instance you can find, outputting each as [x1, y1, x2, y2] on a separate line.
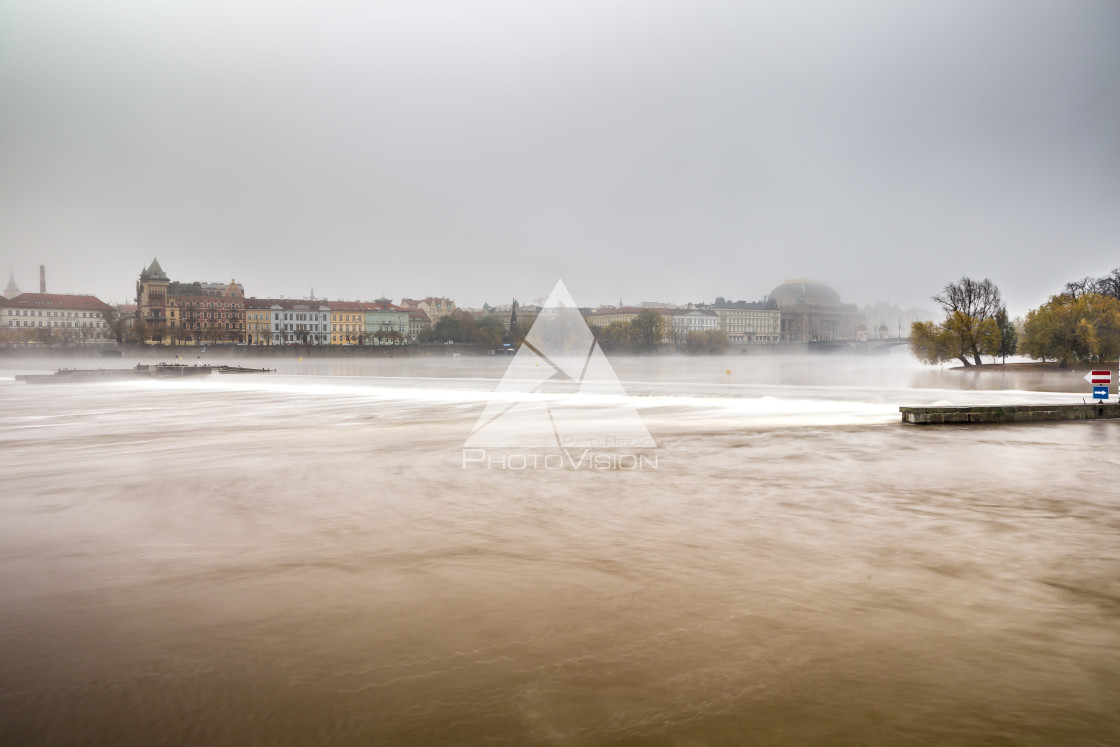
[136, 258, 171, 332]
[407, 309, 431, 340]
[513, 304, 540, 331]
[713, 302, 781, 344]
[770, 280, 865, 342]
[668, 309, 720, 344]
[245, 298, 275, 345]
[586, 306, 678, 343]
[136, 259, 246, 344]
[364, 302, 409, 344]
[166, 279, 245, 344]
[1, 293, 113, 343]
[328, 301, 366, 345]
[585, 307, 642, 327]
[401, 297, 456, 324]
[270, 300, 330, 345]
[478, 302, 537, 332]
[860, 301, 937, 339]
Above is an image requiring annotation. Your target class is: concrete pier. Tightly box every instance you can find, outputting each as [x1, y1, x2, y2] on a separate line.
[900, 402, 1120, 424]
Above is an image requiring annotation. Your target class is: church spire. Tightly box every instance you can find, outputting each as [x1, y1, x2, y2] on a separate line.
[3, 268, 19, 299]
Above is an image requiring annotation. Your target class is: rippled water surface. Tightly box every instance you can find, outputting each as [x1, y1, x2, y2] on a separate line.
[1, 350, 1118, 745]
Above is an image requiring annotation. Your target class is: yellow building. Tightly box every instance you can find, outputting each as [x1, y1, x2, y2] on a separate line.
[245, 299, 274, 345]
[586, 307, 676, 342]
[329, 301, 366, 345]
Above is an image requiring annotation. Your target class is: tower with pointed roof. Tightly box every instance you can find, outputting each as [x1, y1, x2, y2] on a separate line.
[141, 258, 168, 281]
[3, 269, 20, 299]
[136, 258, 170, 330]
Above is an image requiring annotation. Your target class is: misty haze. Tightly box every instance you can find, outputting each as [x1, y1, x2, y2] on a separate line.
[2, 1, 1119, 745]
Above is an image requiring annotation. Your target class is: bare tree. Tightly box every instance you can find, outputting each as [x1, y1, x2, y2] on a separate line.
[929, 277, 1003, 365]
[101, 307, 126, 343]
[1063, 277, 1095, 298]
[1062, 268, 1120, 300]
[933, 277, 1002, 320]
[1095, 268, 1120, 300]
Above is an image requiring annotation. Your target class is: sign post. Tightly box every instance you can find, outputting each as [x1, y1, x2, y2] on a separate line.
[1085, 370, 1112, 400]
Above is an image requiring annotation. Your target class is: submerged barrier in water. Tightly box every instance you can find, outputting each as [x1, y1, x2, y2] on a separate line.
[900, 402, 1120, 424]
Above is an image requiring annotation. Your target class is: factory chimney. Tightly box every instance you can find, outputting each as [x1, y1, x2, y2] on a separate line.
[39, 265, 46, 293]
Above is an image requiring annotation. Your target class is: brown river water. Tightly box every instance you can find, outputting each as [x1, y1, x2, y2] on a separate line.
[1, 351, 1118, 745]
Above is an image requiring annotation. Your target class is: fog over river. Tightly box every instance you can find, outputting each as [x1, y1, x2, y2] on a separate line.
[1, 350, 1118, 745]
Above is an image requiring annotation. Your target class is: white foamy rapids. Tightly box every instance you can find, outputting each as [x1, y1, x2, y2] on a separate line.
[84, 375, 898, 428]
[39, 371, 1098, 432]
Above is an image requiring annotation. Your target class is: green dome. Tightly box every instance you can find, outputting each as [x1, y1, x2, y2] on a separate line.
[769, 279, 842, 305]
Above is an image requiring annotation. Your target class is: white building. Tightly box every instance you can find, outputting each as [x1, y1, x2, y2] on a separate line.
[1, 293, 114, 343]
[670, 309, 720, 340]
[714, 305, 781, 344]
[270, 300, 331, 345]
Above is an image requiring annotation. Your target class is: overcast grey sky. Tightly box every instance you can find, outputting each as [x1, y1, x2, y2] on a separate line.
[1, 0, 1117, 314]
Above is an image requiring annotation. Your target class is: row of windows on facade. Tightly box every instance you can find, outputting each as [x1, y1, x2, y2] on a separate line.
[178, 323, 241, 331]
[5, 309, 103, 318]
[241, 336, 406, 343]
[257, 313, 330, 321]
[243, 312, 400, 321]
[329, 335, 405, 342]
[8, 320, 107, 328]
[172, 301, 241, 310]
[249, 322, 404, 330]
[176, 311, 235, 319]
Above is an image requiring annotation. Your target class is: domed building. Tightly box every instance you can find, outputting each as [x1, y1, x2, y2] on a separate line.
[769, 279, 866, 342]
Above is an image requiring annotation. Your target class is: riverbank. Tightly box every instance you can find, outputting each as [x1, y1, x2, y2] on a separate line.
[0, 343, 492, 359]
[949, 361, 1116, 373]
[0, 341, 819, 359]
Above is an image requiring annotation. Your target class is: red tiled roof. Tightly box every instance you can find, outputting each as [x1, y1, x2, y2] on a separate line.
[326, 301, 365, 311]
[1, 293, 110, 310]
[244, 297, 283, 309]
[243, 298, 330, 311]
